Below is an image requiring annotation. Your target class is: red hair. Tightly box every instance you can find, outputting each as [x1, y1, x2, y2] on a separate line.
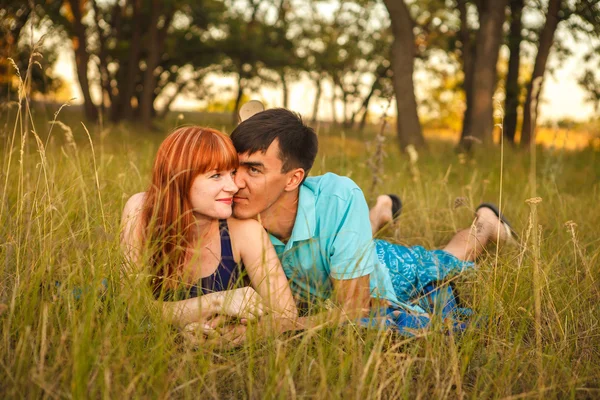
[140, 126, 238, 292]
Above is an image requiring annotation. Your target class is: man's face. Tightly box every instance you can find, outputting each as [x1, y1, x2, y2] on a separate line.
[233, 140, 290, 219]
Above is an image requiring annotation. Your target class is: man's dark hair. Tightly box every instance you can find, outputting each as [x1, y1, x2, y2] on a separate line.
[230, 108, 319, 175]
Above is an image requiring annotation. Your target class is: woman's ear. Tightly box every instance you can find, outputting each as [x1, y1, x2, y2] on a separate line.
[284, 168, 305, 192]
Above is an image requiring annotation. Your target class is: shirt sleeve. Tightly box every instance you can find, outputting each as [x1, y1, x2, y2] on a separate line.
[326, 187, 379, 280]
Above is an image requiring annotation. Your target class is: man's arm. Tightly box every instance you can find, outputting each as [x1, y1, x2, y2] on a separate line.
[331, 275, 371, 319]
[275, 182, 384, 332]
[276, 275, 371, 332]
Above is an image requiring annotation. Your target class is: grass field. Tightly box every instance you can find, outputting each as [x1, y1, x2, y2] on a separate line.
[1, 103, 599, 399]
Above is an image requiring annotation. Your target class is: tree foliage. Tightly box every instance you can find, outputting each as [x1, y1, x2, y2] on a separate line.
[0, 1, 63, 103]
[1, 0, 599, 148]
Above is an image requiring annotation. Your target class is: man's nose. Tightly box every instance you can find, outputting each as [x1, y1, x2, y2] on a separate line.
[234, 170, 246, 189]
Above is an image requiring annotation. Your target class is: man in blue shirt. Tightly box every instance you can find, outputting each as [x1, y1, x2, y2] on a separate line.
[230, 108, 514, 329]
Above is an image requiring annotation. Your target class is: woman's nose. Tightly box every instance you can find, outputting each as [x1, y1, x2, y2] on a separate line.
[224, 175, 238, 193]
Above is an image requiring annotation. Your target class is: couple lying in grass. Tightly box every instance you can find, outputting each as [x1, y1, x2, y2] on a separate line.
[121, 108, 515, 345]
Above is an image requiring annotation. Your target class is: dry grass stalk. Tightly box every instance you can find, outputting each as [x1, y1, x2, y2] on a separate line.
[528, 76, 544, 396]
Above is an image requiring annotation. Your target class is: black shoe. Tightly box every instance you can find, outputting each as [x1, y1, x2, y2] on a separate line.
[387, 194, 402, 218]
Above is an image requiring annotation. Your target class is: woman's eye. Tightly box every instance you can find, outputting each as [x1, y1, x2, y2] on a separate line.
[210, 173, 220, 179]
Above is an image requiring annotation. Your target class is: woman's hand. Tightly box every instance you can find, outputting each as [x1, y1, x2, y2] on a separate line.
[159, 287, 263, 329]
[182, 319, 249, 349]
[219, 287, 265, 320]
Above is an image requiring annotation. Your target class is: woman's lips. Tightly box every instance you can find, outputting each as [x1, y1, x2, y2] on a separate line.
[216, 198, 233, 205]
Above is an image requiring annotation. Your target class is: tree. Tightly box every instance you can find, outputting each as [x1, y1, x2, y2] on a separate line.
[520, 0, 600, 146]
[579, 69, 600, 114]
[138, 0, 175, 127]
[69, 0, 105, 121]
[220, 0, 299, 124]
[503, 0, 525, 144]
[271, 0, 304, 109]
[0, 2, 63, 103]
[520, 0, 562, 147]
[49, 0, 224, 125]
[383, 0, 426, 149]
[458, 0, 509, 151]
[297, 1, 362, 125]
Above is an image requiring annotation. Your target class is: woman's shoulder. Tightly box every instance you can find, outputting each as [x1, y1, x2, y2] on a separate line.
[124, 192, 146, 208]
[226, 218, 272, 261]
[226, 217, 264, 235]
[226, 218, 268, 247]
[121, 192, 146, 230]
[120, 192, 147, 265]
[122, 192, 146, 216]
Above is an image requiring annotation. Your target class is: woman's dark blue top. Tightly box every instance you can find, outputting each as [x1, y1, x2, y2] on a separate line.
[162, 219, 244, 300]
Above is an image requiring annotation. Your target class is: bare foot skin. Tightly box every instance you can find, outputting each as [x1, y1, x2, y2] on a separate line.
[475, 206, 510, 243]
[370, 195, 394, 235]
[444, 204, 517, 262]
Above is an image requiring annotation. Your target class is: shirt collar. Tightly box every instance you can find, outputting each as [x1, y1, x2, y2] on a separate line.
[289, 183, 316, 244]
[270, 183, 316, 250]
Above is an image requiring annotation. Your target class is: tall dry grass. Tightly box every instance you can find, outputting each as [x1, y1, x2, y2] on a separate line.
[1, 60, 600, 399]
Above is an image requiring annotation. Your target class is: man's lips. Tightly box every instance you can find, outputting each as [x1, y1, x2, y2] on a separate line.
[233, 196, 248, 203]
[216, 198, 233, 205]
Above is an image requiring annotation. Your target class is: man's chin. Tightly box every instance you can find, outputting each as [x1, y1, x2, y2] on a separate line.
[232, 207, 257, 220]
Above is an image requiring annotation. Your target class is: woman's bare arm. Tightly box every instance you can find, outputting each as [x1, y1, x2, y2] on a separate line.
[120, 192, 231, 328]
[229, 219, 299, 322]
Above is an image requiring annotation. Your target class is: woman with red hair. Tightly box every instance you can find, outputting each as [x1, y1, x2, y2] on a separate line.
[120, 126, 297, 336]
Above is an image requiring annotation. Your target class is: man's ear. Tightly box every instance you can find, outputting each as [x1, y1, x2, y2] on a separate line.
[284, 168, 305, 192]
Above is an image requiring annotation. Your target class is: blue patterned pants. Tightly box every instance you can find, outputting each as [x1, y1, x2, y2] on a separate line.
[374, 239, 475, 303]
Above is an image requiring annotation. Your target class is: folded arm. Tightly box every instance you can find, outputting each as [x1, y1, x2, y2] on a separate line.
[231, 219, 299, 323]
[120, 193, 258, 328]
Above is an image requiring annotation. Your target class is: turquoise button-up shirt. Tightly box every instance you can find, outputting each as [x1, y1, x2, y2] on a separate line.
[269, 173, 399, 307]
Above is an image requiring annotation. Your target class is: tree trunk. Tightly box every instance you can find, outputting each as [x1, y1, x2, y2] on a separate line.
[140, 0, 162, 127]
[68, 0, 98, 121]
[359, 104, 373, 131]
[520, 0, 562, 147]
[458, 0, 508, 151]
[112, 0, 142, 122]
[382, 0, 425, 150]
[330, 84, 338, 125]
[358, 87, 376, 132]
[341, 89, 350, 127]
[356, 65, 388, 131]
[157, 81, 186, 119]
[353, 86, 375, 130]
[311, 77, 322, 123]
[280, 70, 289, 108]
[232, 75, 244, 125]
[457, 0, 475, 144]
[503, 0, 524, 144]
[91, 0, 113, 113]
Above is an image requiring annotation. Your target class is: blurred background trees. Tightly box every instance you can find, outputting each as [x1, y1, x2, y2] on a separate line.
[1, 0, 599, 149]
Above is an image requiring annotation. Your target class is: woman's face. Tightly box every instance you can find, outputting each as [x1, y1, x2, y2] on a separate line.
[189, 169, 238, 220]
